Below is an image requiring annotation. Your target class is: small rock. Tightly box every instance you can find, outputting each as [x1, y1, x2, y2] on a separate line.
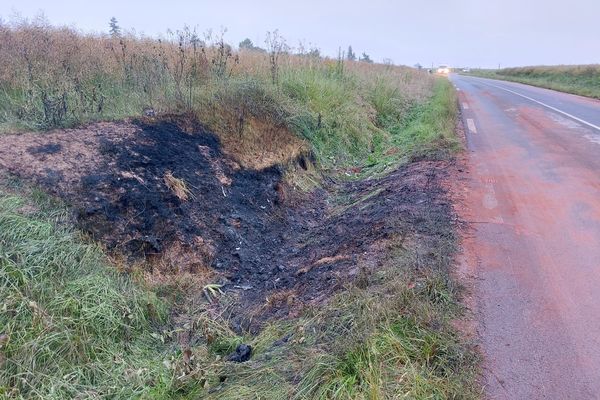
[225, 344, 252, 363]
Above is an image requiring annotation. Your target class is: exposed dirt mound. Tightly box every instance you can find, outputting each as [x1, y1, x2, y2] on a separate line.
[0, 116, 453, 328]
[207, 108, 309, 170]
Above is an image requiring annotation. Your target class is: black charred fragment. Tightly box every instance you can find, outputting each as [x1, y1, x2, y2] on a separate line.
[225, 344, 252, 363]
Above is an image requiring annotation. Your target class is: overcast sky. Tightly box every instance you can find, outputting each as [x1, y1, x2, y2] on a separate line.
[2, 0, 599, 68]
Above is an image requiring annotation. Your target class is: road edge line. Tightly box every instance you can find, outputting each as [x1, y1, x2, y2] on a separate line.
[481, 81, 600, 132]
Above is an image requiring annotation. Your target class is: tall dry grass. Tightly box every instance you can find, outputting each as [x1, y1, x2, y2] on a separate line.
[0, 20, 239, 126]
[0, 18, 438, 168]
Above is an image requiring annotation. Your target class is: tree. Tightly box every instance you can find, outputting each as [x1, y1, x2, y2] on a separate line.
[239, 38, 265, 52]
[239, 38, 254, 50]
[347, 45, 356, 61]
[109, 17, 121, 37]
[359, 52, 373, 63]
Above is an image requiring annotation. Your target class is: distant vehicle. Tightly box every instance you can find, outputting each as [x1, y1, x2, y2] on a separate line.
[437, 65, 450, 74]
[462, 68, 471, 73]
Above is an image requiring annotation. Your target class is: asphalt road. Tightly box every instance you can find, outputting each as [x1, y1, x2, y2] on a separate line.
[451, 74, 600, 399]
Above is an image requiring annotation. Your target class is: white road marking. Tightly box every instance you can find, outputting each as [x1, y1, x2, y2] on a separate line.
[483, 82, 600, 132]
[467, 118, 477, 134]
[483, 183, 498, 210]
[462, 102, 469, 110]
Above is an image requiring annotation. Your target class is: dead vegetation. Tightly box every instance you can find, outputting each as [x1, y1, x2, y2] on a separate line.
[164, 171, 193, 201]
[0, 17, 437, 171]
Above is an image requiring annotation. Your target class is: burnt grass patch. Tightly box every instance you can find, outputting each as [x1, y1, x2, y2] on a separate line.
[0, 116, 455, 330]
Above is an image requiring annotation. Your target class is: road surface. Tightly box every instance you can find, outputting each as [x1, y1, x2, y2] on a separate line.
[451, 74, 600, 399]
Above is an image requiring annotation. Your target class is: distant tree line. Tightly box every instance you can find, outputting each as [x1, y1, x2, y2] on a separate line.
[238, 38, 266, 52]
[109, 19, 377, 64]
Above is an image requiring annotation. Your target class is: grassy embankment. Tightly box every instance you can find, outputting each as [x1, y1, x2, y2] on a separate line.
[466, 65, 600, 99]
[0, 19, 476, 399]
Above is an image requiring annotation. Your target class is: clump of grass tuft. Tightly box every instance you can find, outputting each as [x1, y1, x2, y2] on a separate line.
[280, 67, 378, 165]
[164, 171, 193, 201]
[358, 78, 460, 177]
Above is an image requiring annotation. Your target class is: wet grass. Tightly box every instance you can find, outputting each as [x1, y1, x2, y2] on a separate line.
[362, 79, 460, 177]
[0, 181, 177, 399]
[466, 65, 600, 99]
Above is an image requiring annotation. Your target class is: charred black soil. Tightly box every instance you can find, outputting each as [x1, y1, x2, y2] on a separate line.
[0, 116, 454, 329]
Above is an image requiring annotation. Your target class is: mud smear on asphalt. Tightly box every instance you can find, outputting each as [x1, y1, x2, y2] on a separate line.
[0, 115, 453, 329]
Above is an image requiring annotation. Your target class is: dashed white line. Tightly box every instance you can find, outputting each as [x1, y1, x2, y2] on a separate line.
[462, 102, 469, 110]
[482, 81, 600, 132]
[467, 118, 477, 134]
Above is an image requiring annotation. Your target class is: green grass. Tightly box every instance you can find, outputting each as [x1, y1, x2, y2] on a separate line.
[466, 65, 600, 99]
[279, 67, 380, 166]
[0, 182, 180, 399]
[361, 78, 459, 176]
[0, 75, 154, 133]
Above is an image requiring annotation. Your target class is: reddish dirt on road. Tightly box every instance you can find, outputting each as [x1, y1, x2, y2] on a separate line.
[453, 75, 600, 399]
